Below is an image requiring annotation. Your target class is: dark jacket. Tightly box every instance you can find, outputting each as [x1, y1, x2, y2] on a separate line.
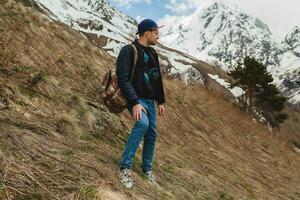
[116, 39, 165, 107]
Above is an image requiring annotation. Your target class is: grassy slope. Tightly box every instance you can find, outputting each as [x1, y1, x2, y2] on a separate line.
[0, 1, 300, 199]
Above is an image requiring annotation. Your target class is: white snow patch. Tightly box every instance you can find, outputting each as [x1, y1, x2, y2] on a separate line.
[103, 39, 124, 57]
[208, 74, 245, 97]
[288, 92, 300, 104]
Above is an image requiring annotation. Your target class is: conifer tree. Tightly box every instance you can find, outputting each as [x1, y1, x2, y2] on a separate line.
[228, 56, 288, 127]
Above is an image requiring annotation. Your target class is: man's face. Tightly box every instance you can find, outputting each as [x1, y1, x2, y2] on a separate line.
[146, 29, 159, 45]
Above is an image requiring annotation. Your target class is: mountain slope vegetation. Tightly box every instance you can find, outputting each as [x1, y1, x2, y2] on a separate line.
[0, 1, 300, 199]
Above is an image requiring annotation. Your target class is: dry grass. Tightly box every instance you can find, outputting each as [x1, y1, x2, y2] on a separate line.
[0, 1, 300, 200]
[154, 79, 300, 199]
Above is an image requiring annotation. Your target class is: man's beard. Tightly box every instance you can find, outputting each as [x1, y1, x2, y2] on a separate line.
[148, 40, 157, 45]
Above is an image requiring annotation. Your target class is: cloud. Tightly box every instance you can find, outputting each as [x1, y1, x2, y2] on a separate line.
[218, 0, 300, 37]
[136, 15, 144, 22]
[165, 0, 201, 14]
[111, 0, 151, 9]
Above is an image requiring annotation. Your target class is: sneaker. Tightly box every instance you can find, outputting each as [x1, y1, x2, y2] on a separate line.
[119, 168, 134, 189]
[142, 170, 157, 185]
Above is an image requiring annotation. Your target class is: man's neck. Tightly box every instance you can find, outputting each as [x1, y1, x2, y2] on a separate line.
[138, 38, 148, 47]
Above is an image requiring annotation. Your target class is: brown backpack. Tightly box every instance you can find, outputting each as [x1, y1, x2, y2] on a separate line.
[100, 44, 138, 113]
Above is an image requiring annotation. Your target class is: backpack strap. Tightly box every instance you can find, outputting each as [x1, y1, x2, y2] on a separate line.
[129, 44, 138, 82]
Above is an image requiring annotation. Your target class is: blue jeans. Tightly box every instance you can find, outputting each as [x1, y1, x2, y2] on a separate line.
[119, 98, 157, 172]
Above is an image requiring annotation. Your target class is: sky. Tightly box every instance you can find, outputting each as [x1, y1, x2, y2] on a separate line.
[107, 0, 300, 40]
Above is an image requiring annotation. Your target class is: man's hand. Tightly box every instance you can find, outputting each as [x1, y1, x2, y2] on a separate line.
[158, 104, 165, 116]
[133, 104, 147, 121]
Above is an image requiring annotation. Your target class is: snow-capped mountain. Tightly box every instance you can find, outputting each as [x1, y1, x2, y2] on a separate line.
[36, 0, 136, 46]
[33, 0, 299, 108]
[159, 2, 300, 108]
[159, 2, 278, 69]
[271, 26, 300, 105]
[34, 0, 207, 85]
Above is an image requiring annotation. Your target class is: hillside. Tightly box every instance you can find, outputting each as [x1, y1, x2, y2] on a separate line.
[1, 1, 300, 200]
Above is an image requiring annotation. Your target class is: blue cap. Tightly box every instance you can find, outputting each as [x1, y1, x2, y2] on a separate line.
[136, 19, 162, 34]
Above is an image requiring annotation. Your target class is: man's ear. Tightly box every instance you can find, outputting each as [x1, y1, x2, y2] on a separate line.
[145, 31, 150, 38]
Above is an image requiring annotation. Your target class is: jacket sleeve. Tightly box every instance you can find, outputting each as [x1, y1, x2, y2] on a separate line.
[156, 68, 166, 105]
[116, 45, 139, 106]
[153, 50, 166, 105]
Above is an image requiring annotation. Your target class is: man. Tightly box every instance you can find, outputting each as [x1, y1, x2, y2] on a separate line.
[116, 19, 165, 189]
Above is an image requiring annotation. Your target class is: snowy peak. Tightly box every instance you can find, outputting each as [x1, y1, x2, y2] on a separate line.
[286, 26, 300, 42]
[194, 1, 268, 34]
[198, 3, 271, 36]
[160, 1, 276, 70]
[159, 2, 300, 107]
[36, 0, 137, 42]
[81, 0, 137, 34]
[272, 26, 300, 106]
[284, 26, 300, 56]
[83, 0, 119, 20]
[193, 1, 229, 15]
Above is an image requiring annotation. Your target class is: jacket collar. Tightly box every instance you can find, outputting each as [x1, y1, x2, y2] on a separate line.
[133, 39, 150, 49]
